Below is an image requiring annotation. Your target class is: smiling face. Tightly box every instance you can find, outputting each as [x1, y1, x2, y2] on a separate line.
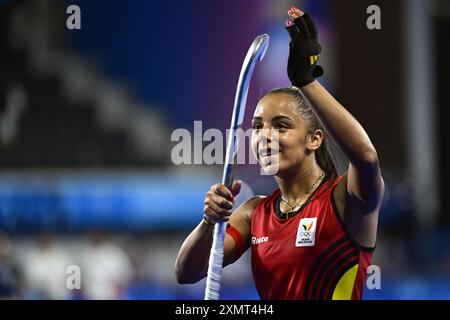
[251, 92, 323, 176]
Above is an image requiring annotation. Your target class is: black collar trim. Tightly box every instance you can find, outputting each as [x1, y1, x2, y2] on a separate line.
[274, 176, 332, 220]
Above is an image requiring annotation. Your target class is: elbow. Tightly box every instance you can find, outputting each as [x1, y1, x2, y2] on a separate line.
[357, 146, 380, 169]
[175, 271, 192, 285]
[175, 273, 191, 285]
[174, 261, 188, 284]
[174, 262, 199, 285]
[175, 273, 200, 285]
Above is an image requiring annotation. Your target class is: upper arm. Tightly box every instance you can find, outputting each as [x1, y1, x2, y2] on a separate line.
[333, 158, 385, 248]
[347, 155, 385, 210]
[223, 196, 265, 267]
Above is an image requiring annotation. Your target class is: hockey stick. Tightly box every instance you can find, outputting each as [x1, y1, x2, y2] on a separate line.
[204, 34, 269, 300]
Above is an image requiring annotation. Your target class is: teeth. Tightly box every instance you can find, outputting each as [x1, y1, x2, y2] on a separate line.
[259, 149, 278, 157]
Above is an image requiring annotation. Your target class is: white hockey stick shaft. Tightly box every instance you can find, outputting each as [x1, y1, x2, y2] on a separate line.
[204, 34, 269, 300]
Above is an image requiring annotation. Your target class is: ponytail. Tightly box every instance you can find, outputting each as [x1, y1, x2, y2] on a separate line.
[315, 136, 337, 180]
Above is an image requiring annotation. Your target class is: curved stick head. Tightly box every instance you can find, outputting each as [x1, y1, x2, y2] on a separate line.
[253, 34, 270, 62]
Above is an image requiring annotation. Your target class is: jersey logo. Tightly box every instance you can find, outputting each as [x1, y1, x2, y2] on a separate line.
[252, 236, 269, 245]
[296, 217, 317, 247]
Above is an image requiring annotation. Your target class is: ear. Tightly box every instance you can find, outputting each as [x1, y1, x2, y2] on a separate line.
[306, 129, 323, 151]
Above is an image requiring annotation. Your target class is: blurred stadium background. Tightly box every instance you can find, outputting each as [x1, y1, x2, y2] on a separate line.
[0, 0, 449, 299]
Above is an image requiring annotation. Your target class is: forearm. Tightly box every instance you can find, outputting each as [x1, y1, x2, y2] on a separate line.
[174, 220, 214, 284]
[301, 81, 379, 167]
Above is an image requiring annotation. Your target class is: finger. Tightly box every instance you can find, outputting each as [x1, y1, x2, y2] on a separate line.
[290, 6, 304, 17]
[287, 7, 303, 19]
[285, 19, 292, 27]
[204, 207, 229, 222]
[212, 193, 234, 211]
[207, 193, 234, 211]
[285, 24, 300, 40]
[287, 11, 300, 19]
[205, 197, 231, 216]
[293, 16, 311, 38]
[231, 180, 242, 198]
[203, 205, 230, 221]
[302, 13, 318, 39]
[212, 184, 233, 199]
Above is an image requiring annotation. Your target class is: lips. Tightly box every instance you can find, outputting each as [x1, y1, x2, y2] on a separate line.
[260, 149, 271, 157]
[258, 147, 279, 158]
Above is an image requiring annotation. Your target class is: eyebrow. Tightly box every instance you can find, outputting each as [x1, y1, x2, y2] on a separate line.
[252, 115, 293, 122]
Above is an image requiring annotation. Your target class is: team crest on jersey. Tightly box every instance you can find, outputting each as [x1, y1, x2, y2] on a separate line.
[296, 217, 317, 247]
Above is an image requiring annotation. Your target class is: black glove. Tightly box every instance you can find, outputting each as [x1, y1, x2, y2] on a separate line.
[286, 13, 324, 87]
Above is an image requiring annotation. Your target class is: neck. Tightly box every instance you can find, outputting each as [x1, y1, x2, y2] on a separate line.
[275, 157, 324, 202]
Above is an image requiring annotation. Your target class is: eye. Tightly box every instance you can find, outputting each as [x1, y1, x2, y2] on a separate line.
[275, 123, 288, 130]
[252, 123, 262, 130]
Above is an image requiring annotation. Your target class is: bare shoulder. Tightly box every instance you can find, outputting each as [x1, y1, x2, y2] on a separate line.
[233, 195, 266, 225]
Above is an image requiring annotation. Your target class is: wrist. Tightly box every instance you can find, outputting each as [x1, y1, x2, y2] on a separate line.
[202, 215, 216, 226]
[296, 79, 318, 90]
[289, 66, 324, 88]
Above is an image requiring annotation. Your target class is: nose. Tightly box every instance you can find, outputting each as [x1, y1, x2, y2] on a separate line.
[258, 128, 281, 151]
[258, 127, 273, 140]
[257, 128, 272, 147]
[258, 126, 281, 141]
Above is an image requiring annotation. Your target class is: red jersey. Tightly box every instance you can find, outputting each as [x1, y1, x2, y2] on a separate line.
[250, 175, 374, 300]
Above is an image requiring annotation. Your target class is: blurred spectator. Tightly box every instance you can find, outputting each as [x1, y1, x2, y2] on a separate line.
[80, 231, 132, 300]
[21, 232, 72, 299]
[0, 231, 22, 299]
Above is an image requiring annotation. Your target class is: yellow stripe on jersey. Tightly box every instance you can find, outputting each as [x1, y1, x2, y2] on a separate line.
[332, 264, 359, 300]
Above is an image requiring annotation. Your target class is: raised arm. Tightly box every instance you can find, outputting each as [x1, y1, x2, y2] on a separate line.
[301, 81, 384, 209]
[286, 6, 384, 247]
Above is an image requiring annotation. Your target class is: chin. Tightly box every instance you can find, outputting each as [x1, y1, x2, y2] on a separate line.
[259, 158, 290, 176]
[259, 164, 279, 176]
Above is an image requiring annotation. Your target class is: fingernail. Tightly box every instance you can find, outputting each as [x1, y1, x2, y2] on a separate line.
[286, 19, 292, 26]
[291, 6, 298, 10]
